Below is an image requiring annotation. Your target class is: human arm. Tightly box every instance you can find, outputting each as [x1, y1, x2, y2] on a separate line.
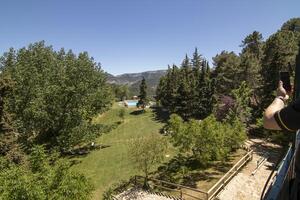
[263, 81, 288, 130]
[263, 81, 300, 131]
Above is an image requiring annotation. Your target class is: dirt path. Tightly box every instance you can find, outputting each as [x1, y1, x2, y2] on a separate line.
[217, 138, 282, 200]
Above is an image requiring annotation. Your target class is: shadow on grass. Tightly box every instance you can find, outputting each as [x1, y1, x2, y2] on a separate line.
[152, 151, 248, 189]
[151, 106, 170, 123]
[130, 110, 145, 115]
[153, 154, 214, 188]
[70, 159, 82, 166]
[211, 160, 234, 173]
[63, 144, 111, 158]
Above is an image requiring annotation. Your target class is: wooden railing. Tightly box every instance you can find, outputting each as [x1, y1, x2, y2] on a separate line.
[206, 150, 253, 199]
[112, 150, 253, 200]
[133, 150, 253, 200]
[134, 175, 208, 200]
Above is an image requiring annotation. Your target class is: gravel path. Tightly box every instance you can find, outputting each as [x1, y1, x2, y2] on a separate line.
[217, 139, 282, 200]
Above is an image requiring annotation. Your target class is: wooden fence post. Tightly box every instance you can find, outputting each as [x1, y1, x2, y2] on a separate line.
[180, 189, 183, 199]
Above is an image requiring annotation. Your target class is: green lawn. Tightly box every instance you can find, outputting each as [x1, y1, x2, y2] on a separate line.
[71, 105, 175, 200]
[71, 104, 247, 200]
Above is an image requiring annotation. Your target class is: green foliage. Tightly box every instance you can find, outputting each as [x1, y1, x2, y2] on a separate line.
[0, 73, 14, 133]
[226, 82, 252, 124]
[281, 18, 300, 32]
[156, 65, 180, 113]
[167, 114, 246, 166]
[260, 31, 299, 109]
[239, 31, 264, 90]
[0, 146, 93, 200]
[212, 51, 241, 95]
[241, 31, 264, 59]
[129, 136, 167, 179]
[137, 77, 148, 109]
[0, 73, 17, 158]
[111, 84, 129, 101]
[156, 49, 214, 119]
[118, 108, 126, 122]
[0, 41, 113, 150]
[167, 114, 191, 152]
[29, 145, 49, 173]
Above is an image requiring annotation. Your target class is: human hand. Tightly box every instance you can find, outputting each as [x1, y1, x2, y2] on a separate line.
[277, 81, 290, 100]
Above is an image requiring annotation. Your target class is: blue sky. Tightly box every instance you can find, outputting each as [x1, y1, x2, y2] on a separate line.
[1, 0, 299, 75]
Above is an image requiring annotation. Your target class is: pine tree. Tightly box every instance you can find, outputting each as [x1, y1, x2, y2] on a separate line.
[241, 31, 263, 60]
[191, 48, 202, 79]
[260, 31, 299, 109]
[156, 50, 215, 119]
[239, 31, 264, 90]
[194, 60, 214, 118]
[137, 77, 148, 110]
[175, 75, 191, 120]
[212, 51, 241, 95]
[281, 18, 300, 32]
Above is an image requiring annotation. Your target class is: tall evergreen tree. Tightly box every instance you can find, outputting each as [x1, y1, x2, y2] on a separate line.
[137, 77, 148, 110]
[156, 49, 215, 119]
[241, 31, 264, 59]
[194, 60, 215, 118]
[175, 76, 191, 120]
[212, 51, 241, 95]
[281, 18, 300, 32]
[239, 31, 264, 90]
[260, 31, 299, 109]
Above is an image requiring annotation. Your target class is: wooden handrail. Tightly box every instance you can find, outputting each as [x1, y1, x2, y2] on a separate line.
[207, 150, 253, 199]
[134, 150, 253, 200]
[136, 175, 207, 194]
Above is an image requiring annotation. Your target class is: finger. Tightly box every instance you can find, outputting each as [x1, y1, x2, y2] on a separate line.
[284, 95, 289, 100]
[278, 81, 283, 88]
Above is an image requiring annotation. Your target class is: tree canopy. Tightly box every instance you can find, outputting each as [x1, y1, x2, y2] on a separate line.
[0, 41, 113, 150]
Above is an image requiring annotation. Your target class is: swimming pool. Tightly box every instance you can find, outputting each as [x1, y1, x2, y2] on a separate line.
[126, 100, 138, 107]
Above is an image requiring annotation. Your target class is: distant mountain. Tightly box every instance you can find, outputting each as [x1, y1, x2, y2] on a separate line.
[106, 70, 167, 96]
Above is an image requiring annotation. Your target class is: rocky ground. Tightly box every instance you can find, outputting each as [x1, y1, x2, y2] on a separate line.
[217, 138, 283, 200]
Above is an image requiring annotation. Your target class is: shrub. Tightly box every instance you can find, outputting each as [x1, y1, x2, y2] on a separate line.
[0, 146, 93, 200]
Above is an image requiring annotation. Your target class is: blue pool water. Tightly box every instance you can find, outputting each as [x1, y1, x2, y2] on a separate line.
[126, 100, 138, 106]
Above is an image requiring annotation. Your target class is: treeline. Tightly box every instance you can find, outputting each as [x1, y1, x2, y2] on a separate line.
[157, 18, 300, 122]
[165, 82, 251, 165]
[0, 41, 114, 198]
[156, 49, 214, 120]
[157, 18, 300, 166]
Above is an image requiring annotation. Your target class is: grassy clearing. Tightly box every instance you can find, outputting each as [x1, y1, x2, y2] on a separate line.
[71, 105, 176, 199]
[71, 104, 247, 199]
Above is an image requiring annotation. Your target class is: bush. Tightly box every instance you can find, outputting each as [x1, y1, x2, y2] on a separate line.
[0, 146, 93, 200]
[167, 114, 247, 165]
[118, 108, 126, 122]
